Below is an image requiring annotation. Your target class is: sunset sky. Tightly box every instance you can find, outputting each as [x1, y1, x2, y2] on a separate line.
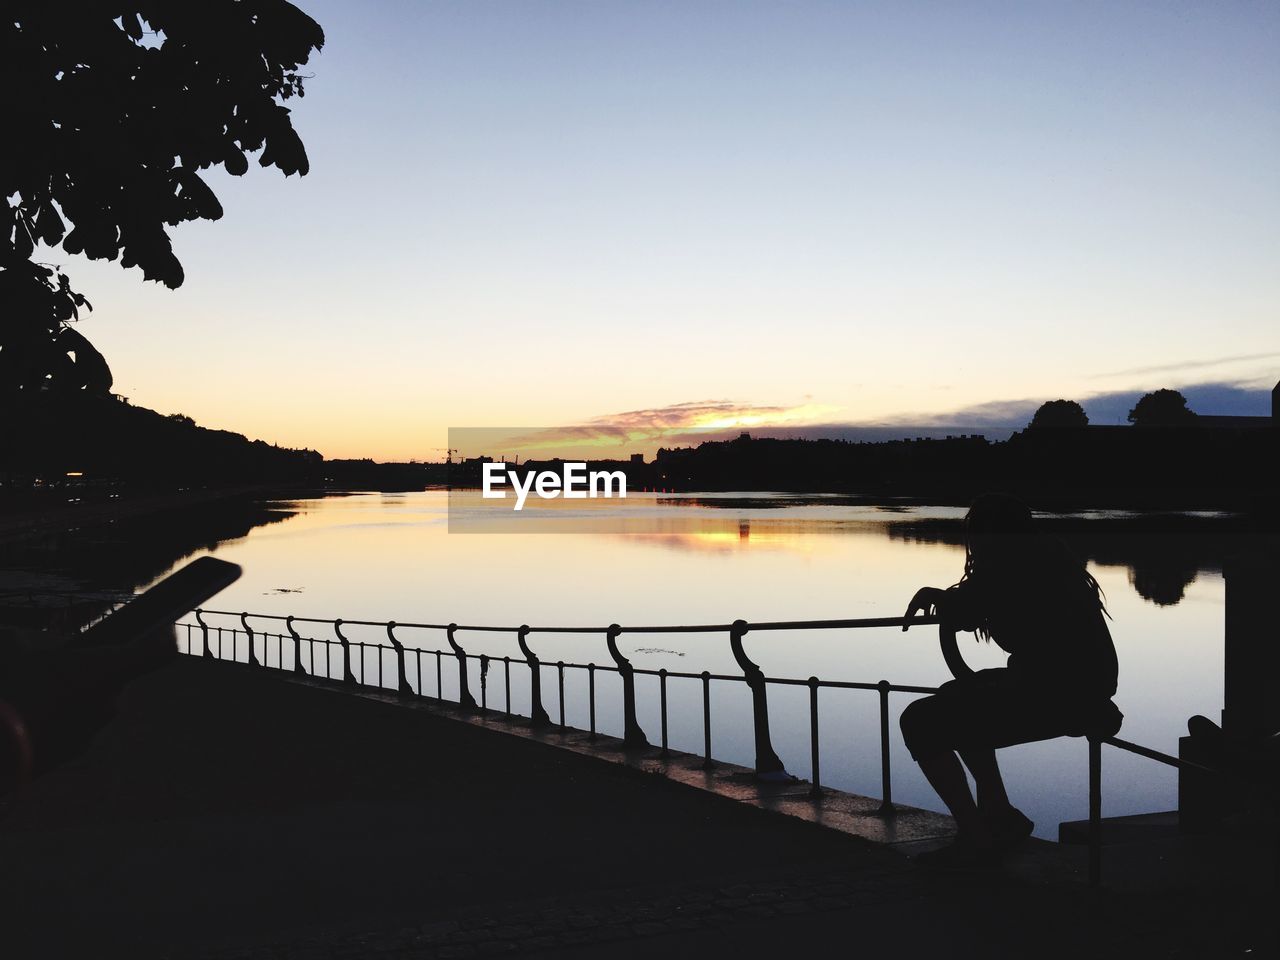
[48, 0, 1279, 460]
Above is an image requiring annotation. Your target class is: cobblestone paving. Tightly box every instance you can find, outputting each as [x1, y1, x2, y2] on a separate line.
[174, 858, 1276, 960]
[177, 866, 920, 960]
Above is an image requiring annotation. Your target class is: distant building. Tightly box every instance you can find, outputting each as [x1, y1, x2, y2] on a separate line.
[1195, 415, 1273, 430]
[1191, 378, 1279, 430]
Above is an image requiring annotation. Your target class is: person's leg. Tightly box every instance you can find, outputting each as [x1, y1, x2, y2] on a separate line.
[956, 673, 1068, 845]
[900, 694, 992, 846]
[958, 746, 1011, 814]
[916, 749, 989, 843]
[958, 746, 1033, 845]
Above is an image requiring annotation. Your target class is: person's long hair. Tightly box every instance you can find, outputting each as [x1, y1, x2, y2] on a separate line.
[956, 493, 1107, 641]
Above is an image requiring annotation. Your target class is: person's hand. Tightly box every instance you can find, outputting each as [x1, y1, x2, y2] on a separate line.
[902, 587, 944, 631]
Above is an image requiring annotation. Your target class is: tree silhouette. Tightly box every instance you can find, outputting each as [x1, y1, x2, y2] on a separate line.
[1, 3, 324, 395]
[1128, 557, 1198, 607]
[1127, 389, 1197, 427]
[1029, 399, 1088, 429]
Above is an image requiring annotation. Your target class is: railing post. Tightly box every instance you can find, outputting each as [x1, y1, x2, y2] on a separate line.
[1089, 737, 1102, 888]
[503, 656, 511, 716]
[728, 619, 788, 779]
[195, 608, 212, 659]
[516, 625, 551, 728]
[445, 624, 477, 709]
[659, 668, 669, 756]
[286, 616, 307, 675]
[479, 654, 489, 712]
[588, 663, 597, 738]
[333, 619, 357, 686]
[557, 661, 566, 730]
[606, 624, 649, 748]
[386, 622, 413, 694]
[877, 680, 893, 811]
[701, 670, 713, 768]
[808, 676, 822, 797]
[240, 613, 259, 667]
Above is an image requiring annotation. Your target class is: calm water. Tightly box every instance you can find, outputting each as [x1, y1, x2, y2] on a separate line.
[164, 491, 1234, 839]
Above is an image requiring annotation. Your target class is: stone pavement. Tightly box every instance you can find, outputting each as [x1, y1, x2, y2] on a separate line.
[1, 658, 1274, 959]
[180, 850, 1274, 960]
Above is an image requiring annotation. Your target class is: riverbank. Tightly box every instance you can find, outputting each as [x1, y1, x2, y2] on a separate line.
[0, 486, 304, 633]
[0, 483, 309, 545]
[0, 658, 1271, 958]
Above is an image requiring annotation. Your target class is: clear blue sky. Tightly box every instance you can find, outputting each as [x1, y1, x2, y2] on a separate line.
[68, 1, 1279, 458]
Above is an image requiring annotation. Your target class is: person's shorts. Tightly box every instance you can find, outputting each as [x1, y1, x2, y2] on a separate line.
[898, 668, 1114, 759]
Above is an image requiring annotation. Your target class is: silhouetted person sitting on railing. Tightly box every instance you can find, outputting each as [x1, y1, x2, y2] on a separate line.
[901, 493, 1122, 866]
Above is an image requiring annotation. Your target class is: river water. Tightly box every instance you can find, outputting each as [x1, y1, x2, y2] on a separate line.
[161, 490, 1243, 839]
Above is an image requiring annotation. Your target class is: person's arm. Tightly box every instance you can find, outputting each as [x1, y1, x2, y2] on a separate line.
[903, 580, 984, 632]
[941, 579, 983, 632]
[902, 586, 946, 630]
[902, 583, 979, 677]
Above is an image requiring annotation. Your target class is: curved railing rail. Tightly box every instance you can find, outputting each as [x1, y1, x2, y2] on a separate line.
[175, 608, 946, 806]
[172, 606, 1251, 888]
[14, 587, 1239, 888]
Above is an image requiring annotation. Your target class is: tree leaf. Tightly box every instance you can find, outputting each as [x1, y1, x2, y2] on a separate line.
[37, 201, 66, 246]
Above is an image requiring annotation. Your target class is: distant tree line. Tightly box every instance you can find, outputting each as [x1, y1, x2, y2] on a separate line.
[646, 395, 1273, 509]
[1029, 399, 1088, 429]
[1028, 389, 1200, 429]
[1, 393, 321, 490]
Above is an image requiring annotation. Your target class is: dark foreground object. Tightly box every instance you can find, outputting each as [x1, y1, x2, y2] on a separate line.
[0, 557, 240, 789]
[0, 661, 1273, 959]
[0, 555, 240, 788]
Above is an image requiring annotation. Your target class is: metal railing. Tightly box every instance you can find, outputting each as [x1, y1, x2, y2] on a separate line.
[171, 606, 1236, 888]
[0, 589, 132, 631]
[176, 610, 942, 810]
[1086, 735, 1229, 887]
[20, 589, 1249, 888]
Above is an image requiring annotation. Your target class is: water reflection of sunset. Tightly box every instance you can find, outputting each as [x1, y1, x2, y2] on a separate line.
[621, 523, 856, 555]
[158, 491, 1228, 841]
[622, 526, 795, 554]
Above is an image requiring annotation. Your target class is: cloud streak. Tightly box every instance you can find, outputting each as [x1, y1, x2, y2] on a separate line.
[450, 400, 840, 459]
[1090, 352, 1280, 380]
[882, 378, 1274, 429]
